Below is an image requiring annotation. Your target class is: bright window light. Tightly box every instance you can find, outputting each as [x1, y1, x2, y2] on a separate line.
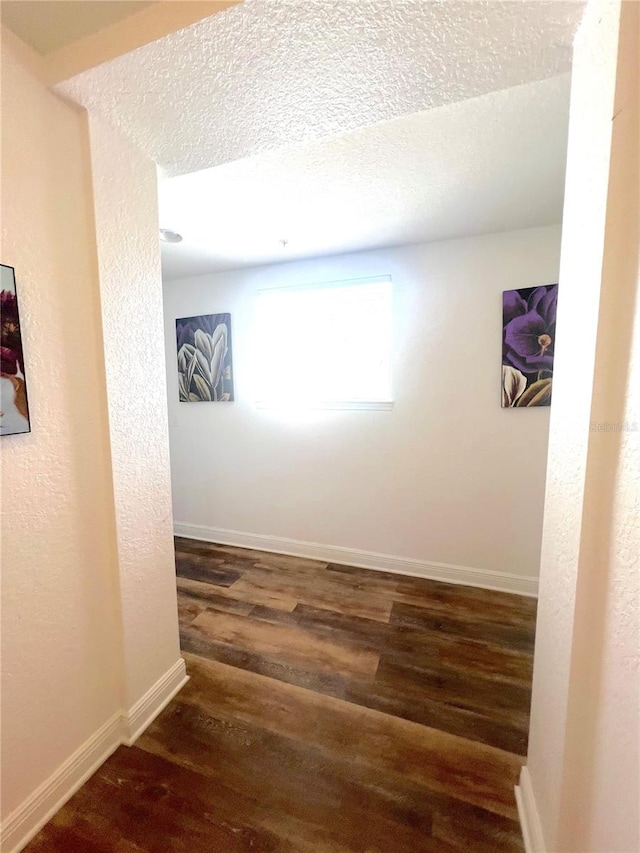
[254, 276, 392, 408]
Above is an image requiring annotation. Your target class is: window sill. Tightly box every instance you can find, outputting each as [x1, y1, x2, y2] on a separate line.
[255, 400, 394, 412]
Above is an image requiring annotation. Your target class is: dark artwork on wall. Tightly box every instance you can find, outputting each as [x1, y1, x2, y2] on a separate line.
[176, 313, 235, 402]
[502, 284, 558, 408]
[1, 264, 31, 435]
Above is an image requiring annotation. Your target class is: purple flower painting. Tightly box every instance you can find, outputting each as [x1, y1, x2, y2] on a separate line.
[176, 313, 234, 402]
[1, 265, 30, 435]
[502, 284, 558, 408]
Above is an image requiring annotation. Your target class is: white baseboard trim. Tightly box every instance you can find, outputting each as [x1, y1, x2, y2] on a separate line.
[1, 658, 188, 853]
[174, 522, 538, 597]
[0, 713, 122, 853]
[122, 657, 189, 746]
[515, 766, 546, 853]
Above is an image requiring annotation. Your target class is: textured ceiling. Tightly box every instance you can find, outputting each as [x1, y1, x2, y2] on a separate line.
[58, 0, 585, 178]
[159, 73, 571, 279]
[0, 1, 154, 55]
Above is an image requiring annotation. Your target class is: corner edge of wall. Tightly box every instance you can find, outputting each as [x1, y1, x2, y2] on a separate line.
[515, 765, 547, 853]
[0, 714, 122, 853]
[121, 657, 189, 747]
[1, 658, 189, 853]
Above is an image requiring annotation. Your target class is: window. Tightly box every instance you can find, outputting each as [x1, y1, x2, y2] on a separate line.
[254, 276, 392, 409]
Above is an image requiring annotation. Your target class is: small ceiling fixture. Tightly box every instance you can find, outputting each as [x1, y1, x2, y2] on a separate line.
[159, 229, 183, 243]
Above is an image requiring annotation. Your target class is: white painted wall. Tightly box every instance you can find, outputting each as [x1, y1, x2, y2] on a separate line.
[87, 112, 183, 718]
[522, 1, 639, 850]
[0, 28, 123, 821]
[523, 1, 622, 840]
[583, 10, 640, 840]
[0, 29, 185, 852]
[163, 225, 561, 590]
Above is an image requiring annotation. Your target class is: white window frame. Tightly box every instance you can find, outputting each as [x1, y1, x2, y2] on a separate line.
[253, 275, 393, 411]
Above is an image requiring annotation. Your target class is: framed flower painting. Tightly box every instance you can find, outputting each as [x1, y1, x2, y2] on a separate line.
[1, 264, 31, 435]
[502, 284, 558, 408]
[176, 313, 234, 402]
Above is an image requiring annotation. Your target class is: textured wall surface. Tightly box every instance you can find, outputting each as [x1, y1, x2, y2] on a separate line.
[527, 1, 639, 850]
[87, 114, 181, 708]
[526, 0, 619, 842]
[58, 0, 584, 177]
[554, 2, 639, 849]
[163, 225, 560, 582]
[586, 138, 639, 844]
[0, 34, 123, 818]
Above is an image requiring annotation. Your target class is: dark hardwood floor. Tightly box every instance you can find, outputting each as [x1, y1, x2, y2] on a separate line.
[26, 538, 537, 852]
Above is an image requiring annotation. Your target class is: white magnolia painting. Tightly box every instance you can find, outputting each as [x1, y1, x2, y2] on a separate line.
[175, 313, 234, 402]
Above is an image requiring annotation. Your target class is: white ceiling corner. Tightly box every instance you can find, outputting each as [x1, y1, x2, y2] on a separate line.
[53, 0, 584, 277]
[57, 0, 584, 178]
[158, 73, 572, 279]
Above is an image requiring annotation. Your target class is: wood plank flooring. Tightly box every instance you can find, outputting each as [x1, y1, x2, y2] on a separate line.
[25, 538, 537, 852]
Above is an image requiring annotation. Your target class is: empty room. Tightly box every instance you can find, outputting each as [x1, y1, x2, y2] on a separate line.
[1, 1, 637, 852]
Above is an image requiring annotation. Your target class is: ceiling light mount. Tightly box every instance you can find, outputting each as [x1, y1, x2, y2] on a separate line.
[159, 229, 183, 243]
